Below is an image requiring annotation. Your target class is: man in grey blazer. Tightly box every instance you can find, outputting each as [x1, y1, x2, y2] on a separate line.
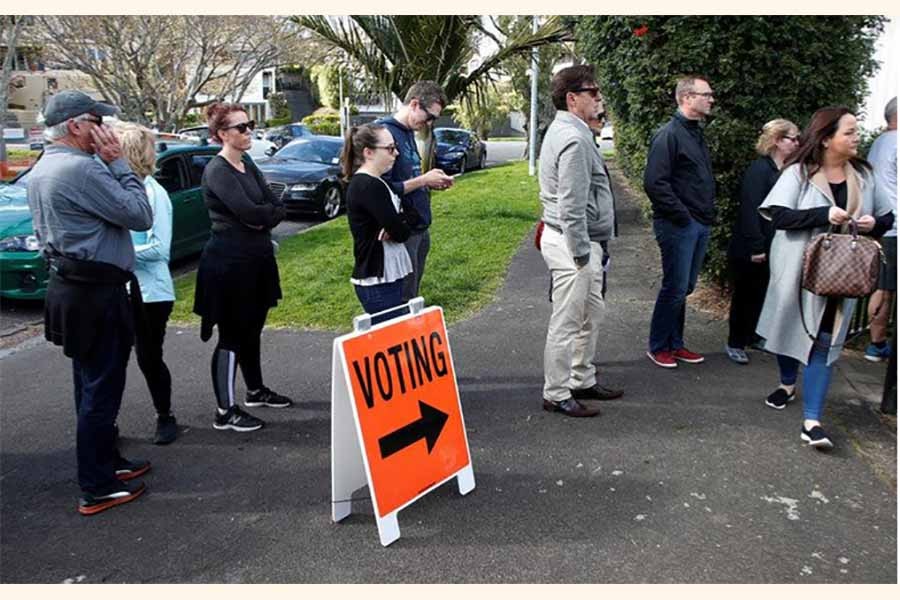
[538, 64, 622, 418]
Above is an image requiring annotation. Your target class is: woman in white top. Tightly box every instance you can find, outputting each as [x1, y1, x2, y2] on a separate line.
[341, 123, 419, 325]
[116, 122, 178, 445]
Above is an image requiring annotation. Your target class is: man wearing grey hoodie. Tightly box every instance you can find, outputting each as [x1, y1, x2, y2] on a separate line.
[538, 65, 622, 418]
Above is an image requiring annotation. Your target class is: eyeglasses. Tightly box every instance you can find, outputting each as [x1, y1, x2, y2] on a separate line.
[573, 87, 601, 99]
[222, 120, 256, 134]
[373, 144, 398, 153]
[420, 106, 439, 123]
[690, 92, 715, 98]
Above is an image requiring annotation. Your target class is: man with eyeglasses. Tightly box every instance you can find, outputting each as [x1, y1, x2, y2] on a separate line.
[27, 90, 154, 515]
[644, 74, 717, 369]
[377, 80, 455, 303]
[538, 64, 622, 418]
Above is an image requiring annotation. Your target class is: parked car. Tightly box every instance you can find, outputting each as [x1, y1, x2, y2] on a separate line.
[434, 128, 486, 175]
[255, 136, 345, 219]
[0, 141, 219, 300]
[177, 125, 276, 159]
[600, 123, 614, 141]
[264, 123, 313, 150]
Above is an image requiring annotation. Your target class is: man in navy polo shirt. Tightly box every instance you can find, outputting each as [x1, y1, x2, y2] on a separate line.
[377, 81, 455, 302]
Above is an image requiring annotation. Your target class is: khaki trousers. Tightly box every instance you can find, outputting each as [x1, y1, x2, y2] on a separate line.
[540, 227, 606, 403]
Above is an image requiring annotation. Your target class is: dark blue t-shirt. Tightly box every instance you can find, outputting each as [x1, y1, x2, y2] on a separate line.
[376, 116, 431, 230]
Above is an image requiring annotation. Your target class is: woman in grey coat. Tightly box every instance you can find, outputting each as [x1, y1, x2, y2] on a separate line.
[757, 106, 894, 449]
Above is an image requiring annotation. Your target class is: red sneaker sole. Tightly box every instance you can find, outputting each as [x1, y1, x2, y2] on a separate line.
[115, 463, 151, 481]
[646, 352, 677, 368]
[78, 484, 146, 516]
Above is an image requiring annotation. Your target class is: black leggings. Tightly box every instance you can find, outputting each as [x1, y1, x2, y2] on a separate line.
[135, 301, 174, 416]
[727, 257, 769, 349]
[210, 307, 268, 411]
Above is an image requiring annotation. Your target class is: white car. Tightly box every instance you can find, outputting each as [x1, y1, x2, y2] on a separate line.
[600, 124, 614, 141]
[177, 126, 277, 159]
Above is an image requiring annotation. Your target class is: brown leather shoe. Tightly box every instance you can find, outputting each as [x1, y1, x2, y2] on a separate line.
[542, 397, 601, 417]
[571, 384, 624, 401]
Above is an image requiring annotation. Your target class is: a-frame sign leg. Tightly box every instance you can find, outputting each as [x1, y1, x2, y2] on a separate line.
[376, 513, 401, 547]
[332, 342, 368, 523]
[457, 464, 475, 496]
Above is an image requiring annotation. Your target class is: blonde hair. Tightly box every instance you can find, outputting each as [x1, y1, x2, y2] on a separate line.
[755, 119, 798, 156]
[114, 122, 156, 179]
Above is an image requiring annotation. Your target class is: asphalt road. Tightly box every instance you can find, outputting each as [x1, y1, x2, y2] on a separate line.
[1, 163, 894, 583]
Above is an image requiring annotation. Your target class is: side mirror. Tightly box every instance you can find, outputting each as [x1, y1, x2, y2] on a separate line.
[265, 147, 276, 157]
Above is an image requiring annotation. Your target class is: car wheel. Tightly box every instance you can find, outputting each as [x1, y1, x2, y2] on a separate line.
[458, 156, 467, 175]
[479, 150, 486, 170]
[322, 185, 342, 220]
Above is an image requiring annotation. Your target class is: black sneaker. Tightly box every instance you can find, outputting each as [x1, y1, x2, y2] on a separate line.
[765, 388, 795, 410]
[154, 414, 178, 445]
[800, 425, 834, 450]
[245, 386, 293, 408]
[213, 406, 264, 432]
[115, 458, 151, 481]
[78, 481, 146, 516]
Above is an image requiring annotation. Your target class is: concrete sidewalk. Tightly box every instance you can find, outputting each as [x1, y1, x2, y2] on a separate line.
[0, 165, 895, 583]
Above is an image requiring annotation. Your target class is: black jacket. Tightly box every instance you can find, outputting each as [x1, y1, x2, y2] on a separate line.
[643, 111, 716, 226]
[728, 156, 780, 260]
[347, 173, 418, 280]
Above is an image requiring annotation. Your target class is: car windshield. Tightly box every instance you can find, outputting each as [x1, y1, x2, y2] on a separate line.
[435, 130, 469, 145]
[275, 139, 342, 164]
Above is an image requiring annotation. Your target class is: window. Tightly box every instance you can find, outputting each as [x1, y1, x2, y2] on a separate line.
[188, 154, 217, 188]
[156, 158, 184, 193]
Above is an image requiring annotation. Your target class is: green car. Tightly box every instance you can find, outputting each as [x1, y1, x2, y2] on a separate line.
[0, 141, 221, 300]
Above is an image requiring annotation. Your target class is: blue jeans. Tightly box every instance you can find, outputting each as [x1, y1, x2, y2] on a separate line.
[355, 280, 406, 325]
[648, 217, 710, 353]
[776, 331, 834, 421]
[72, 319, 131, 495]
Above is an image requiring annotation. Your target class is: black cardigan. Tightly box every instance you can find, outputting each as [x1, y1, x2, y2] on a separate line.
[346, 173, 417, 280]
[728, 156, 780, 260]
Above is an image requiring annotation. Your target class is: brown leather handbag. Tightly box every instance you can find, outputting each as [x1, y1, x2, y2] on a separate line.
[801, 220, 883, 298]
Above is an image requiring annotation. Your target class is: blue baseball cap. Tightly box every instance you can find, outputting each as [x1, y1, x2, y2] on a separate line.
[43, 90, 118, 126]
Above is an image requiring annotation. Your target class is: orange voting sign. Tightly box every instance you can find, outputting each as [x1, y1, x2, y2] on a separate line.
[331, 302, 474, 546]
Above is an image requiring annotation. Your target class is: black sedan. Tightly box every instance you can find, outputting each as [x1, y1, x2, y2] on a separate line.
[434, 128, 486, 175]
[256, 136, 345, 219]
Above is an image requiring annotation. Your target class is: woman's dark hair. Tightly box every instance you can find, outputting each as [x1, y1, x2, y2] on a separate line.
[206, 102, 247, 144]
[551, 64, 597, 111]
[340, 123, 386, 180]
[783, 106, 871, 179]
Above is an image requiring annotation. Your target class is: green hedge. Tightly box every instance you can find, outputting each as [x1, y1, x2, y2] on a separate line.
[301, 111, 341, 136]
[576, 16, 885, 283]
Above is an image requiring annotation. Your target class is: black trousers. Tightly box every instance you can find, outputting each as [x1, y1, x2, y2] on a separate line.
[135, 301, 174, 416]
[72, 312, 130, 495]
[216, 306, 269, 392]
[727, 257, 770, 348]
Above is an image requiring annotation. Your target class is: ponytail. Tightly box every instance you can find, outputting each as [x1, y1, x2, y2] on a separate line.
[340, 122, 386, 181]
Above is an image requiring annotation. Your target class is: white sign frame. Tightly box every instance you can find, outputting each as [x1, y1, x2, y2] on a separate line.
[331, 298, 475, 547]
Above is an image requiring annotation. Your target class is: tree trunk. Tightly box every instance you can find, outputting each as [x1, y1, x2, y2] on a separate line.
[1, 17, 26, 178]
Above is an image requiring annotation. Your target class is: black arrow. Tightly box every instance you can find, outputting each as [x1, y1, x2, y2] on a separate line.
[378, 400, 449, 459]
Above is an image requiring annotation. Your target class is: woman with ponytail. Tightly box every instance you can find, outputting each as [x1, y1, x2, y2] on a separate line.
[342, 123, 420, 324]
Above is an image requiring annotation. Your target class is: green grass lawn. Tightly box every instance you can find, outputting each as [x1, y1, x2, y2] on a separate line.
[171, 160, 541, 331]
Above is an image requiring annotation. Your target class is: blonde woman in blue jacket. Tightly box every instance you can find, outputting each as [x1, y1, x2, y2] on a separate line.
[117, 122, 178, 445]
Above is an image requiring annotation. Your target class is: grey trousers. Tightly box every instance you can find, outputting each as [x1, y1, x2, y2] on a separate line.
[402, 229, 431, 302]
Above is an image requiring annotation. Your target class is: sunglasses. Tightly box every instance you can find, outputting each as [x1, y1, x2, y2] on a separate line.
[420, 106, 439, 123]
[783, 135, 800, 142]
[223, 120, 256, 134]
[373, 144, 398, 153]
[78, 116, 103, 126]
[573, 87, 601, 99]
